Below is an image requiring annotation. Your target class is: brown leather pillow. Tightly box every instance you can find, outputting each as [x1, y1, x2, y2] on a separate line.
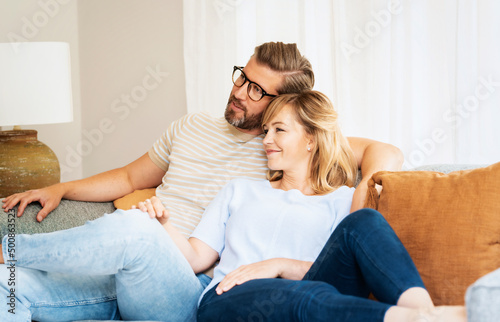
[113, 188, 157, 210]
[365, 162, 500, 305]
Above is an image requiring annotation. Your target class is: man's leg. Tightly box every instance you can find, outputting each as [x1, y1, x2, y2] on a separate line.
[1, 209, 205, 321]
[0, 267, 120, 321]
[303, 208, 426, 304]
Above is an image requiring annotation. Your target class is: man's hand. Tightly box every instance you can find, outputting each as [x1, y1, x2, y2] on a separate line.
[1, 184, 65, 222]
[132, 196, 169, 225]
[350, 179, 382, 212]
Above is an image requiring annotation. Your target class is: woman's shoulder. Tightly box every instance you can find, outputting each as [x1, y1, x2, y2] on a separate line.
[323, 185, 356, 200]
[219, 179, 270, 200]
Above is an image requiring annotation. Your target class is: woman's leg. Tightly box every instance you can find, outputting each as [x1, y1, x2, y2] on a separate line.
[197, 279, 391, 322]
[1, 209, 205, 321]
[196, 280, 466, 322]
[303, 208, 426, 305]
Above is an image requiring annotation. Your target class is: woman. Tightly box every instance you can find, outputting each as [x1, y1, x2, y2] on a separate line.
[138, 91, 466, 321]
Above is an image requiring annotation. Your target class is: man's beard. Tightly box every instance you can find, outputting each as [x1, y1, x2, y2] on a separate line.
[224, 96, 263, 131]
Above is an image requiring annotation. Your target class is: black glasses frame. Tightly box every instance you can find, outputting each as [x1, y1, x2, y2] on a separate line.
[232, 66, 277, 102]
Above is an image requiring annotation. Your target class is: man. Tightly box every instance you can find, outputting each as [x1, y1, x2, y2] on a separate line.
[1, 42, 403, 321]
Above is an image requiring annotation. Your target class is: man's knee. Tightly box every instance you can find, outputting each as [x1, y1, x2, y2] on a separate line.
[96, 209, 163, 236]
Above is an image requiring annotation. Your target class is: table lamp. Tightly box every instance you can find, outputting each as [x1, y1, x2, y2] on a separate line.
[0, 42, 73, 197]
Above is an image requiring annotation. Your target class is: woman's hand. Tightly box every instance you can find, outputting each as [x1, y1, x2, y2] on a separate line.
[216, 259, 282, 295]
[216, 258, 313, 295]
[132, 196, 169, 225]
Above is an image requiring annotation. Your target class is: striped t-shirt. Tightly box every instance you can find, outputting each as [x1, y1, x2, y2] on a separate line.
[148, 112, 268, 237]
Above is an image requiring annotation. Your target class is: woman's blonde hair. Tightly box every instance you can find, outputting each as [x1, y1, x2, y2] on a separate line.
[262, 91, 358, 194]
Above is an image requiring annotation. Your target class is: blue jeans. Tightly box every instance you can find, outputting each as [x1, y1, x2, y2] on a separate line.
[0, 209, 211, 322]
[197, 208, 425, 322]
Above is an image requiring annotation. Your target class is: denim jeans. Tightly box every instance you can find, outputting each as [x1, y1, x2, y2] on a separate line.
[0, 209, 211, 322]
[197, 208, 425, 322]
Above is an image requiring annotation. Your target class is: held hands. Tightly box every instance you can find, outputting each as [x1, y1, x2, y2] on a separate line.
[132, 196, 170, 225]
[1, 185, 65, 222]
[215, 259, 282, 295]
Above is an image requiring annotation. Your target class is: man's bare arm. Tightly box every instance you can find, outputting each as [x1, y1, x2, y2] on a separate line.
[347, 137, 404, 212]
[2, 153, 165, 221]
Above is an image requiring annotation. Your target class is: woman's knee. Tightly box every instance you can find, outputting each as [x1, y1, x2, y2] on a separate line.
[341, 208, 386, 230]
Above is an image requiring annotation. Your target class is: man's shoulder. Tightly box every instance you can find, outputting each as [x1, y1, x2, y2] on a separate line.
[191, 111, 223, 122]
[175, 112, 225, 128]
[163, 113, 223, 136]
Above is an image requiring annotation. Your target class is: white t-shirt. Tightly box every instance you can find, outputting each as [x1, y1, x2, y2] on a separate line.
[191, 178, 355, 301]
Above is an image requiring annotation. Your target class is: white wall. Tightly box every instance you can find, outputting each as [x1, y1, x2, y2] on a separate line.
[0, 0, 186, 181]
[77, 0, 186, 178]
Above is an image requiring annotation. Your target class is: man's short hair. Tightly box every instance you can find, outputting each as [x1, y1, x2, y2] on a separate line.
[253, 42, 315, 95]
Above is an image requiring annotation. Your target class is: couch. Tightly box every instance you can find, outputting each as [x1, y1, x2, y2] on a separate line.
[1, 163, 499, 321]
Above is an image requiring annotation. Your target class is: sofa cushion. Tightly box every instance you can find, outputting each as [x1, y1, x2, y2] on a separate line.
[365, 162, 500, 305]
[113, 188, 156, 210]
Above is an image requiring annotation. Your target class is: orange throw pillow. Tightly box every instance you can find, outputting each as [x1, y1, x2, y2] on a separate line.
[113, 188, 157, 210]
[365, 162, 500, 305]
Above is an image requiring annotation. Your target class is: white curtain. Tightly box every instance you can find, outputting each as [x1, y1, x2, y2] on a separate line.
[183, 0, 500, 168]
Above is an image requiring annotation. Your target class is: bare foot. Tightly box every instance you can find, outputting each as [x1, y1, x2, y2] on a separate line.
[435, 306, 466, 321]
[385, 305, 467, 322]
[414, 306, 467, 322]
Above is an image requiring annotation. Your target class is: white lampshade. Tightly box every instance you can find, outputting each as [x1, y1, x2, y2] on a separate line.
[0, 42, 73, 127]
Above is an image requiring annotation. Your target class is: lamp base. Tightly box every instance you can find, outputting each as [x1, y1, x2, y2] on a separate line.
[0, 130, 60, 197]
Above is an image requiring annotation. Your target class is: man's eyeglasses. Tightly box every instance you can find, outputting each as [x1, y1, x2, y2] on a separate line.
[232, 66, 277, 102]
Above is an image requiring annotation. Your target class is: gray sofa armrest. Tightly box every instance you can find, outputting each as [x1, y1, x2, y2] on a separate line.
[0, 199, 116, 241]
[410, 164, 487, 173]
